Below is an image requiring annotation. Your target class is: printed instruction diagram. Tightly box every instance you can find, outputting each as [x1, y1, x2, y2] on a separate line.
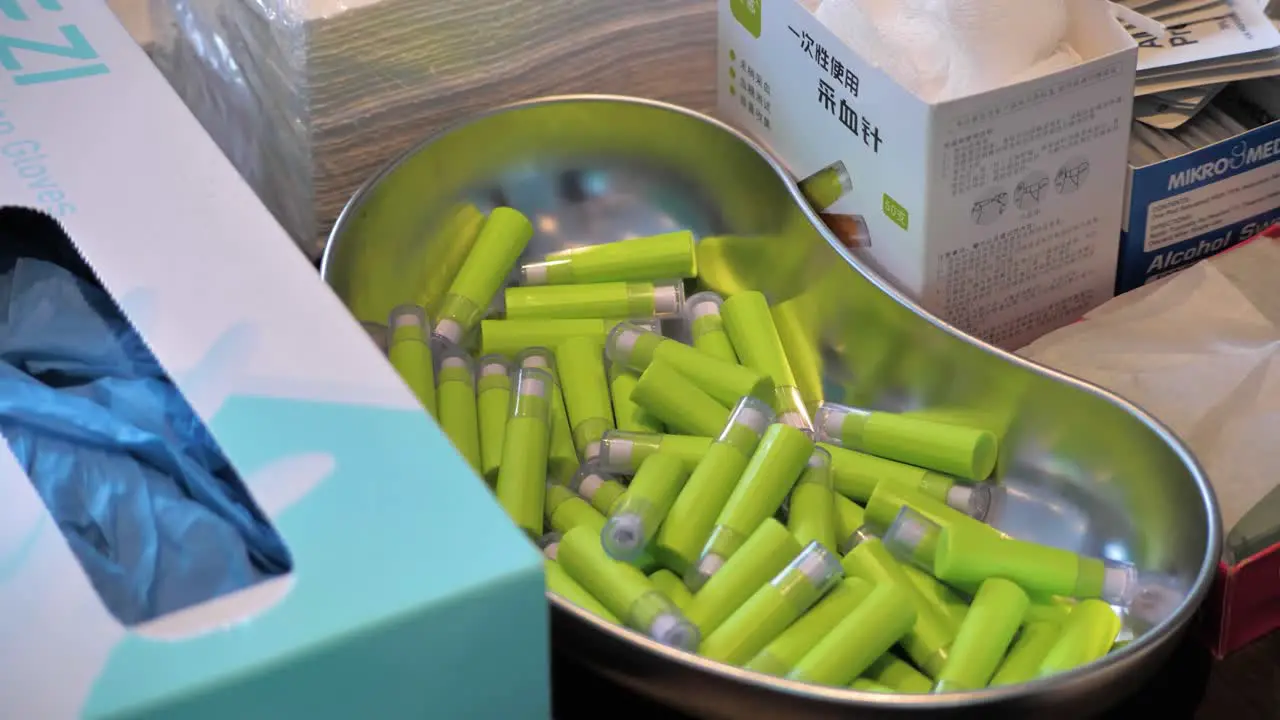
[972, 159, 1092, 226]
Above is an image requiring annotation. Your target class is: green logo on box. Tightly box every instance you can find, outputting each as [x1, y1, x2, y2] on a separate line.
[732, 0, 762, 38]
[883, 194, 909, 231]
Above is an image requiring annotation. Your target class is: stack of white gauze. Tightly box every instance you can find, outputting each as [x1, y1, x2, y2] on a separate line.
[147, 0, 718, 260]
[811, 0, 1090, 103]
[1019, 230, 1280, 563]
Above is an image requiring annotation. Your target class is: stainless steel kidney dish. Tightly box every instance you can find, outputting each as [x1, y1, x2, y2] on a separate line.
[321, 95, 1220, 719]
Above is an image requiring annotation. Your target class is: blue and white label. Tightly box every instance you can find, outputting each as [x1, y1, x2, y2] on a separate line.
[0, 0, 111, 87]
[1119, 120, 1280, 293]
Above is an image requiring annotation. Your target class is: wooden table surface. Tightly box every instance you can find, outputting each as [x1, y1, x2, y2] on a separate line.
[1110, 629, 1280, 719]
[554, 629, 1280, 718]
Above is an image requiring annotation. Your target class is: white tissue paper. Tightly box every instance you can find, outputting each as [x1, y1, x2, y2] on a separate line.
[813, 0, 1087, 102]
[1019, 231, 1280, 561]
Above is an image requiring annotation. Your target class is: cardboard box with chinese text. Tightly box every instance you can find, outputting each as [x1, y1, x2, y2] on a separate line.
[718, 0, 1138, 349]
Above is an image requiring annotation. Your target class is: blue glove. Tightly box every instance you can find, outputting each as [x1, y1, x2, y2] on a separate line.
[0, 256, 290, 625]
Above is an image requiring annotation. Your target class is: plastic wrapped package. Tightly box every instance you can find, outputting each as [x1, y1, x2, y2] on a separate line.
[146, 0, 719, 259]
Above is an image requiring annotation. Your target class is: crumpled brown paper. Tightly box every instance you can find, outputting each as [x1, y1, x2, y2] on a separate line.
[1019, 233, 1280, 562]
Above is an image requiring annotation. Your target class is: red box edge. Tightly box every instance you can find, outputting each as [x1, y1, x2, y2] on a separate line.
[1203, 540, 1280, 658]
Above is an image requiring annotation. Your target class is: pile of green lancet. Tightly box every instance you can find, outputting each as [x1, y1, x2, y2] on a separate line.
[371, 205, 1141, 695]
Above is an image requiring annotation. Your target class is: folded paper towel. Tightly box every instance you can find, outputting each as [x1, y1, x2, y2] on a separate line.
[1019, 231, 1280, 562]
[149, 0, 717, 260]
[812, 0, 1101, 102]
